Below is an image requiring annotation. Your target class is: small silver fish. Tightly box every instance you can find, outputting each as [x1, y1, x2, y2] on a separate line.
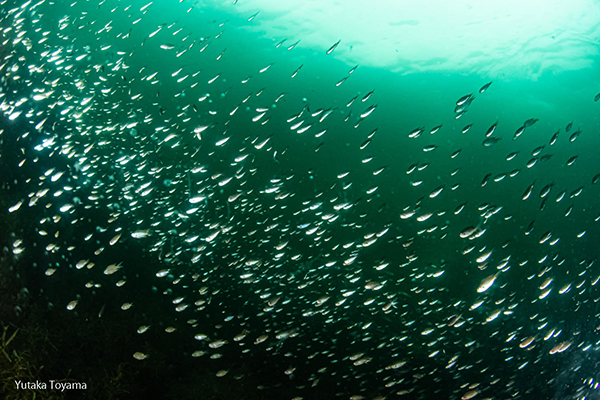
[326, 39, 341, 55]
[479, 81, 492, 93]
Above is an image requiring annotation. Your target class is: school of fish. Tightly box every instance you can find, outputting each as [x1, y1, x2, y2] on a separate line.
[2, 0, 600, 399]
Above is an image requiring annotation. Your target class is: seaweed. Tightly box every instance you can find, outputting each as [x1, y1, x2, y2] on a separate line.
[0, 326, 64, 400]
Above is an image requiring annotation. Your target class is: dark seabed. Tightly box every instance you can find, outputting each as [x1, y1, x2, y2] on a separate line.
[2, 0, 600, 399]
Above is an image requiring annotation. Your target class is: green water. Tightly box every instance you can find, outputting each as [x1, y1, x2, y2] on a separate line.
[2, 0, 600, 399]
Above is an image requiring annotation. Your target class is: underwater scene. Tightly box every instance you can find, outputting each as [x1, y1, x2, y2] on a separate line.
[2, 0, 600, 399]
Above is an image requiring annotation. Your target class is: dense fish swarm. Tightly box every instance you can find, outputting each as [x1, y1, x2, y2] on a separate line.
[1, 0, 600, 399]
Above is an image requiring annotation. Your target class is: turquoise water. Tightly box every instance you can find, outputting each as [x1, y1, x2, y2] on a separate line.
[2, 0, 600, 399]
